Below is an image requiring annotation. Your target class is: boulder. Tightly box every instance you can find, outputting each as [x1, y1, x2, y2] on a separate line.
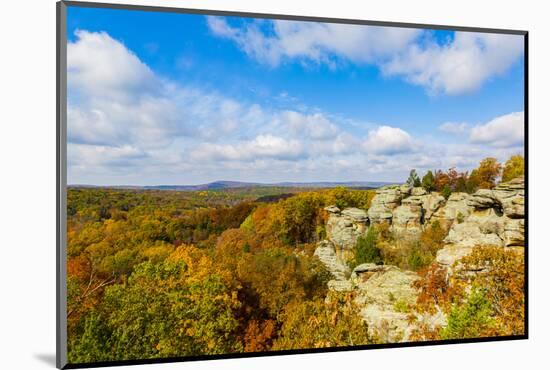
[355, 266, 420, 307]
[436, 244, 474, 267]
[350, 263, 386, 282]
[327, 279, 354, 292]
[325, 207, 368, 250]
[341, 207, 369, 222]
[324, 205, 341, 214]
[438, 208, 505, 266]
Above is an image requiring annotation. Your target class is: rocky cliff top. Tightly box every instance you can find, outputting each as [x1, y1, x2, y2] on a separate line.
[314, 177, 525, 342]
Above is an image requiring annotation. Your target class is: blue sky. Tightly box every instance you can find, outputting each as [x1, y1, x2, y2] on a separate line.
[66, 6, 525, 185]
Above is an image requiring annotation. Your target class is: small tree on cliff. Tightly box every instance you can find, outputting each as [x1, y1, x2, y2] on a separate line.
[407, 169, 421, 187]
[422, 170, 436, 192]
[353, 227, 382, 267]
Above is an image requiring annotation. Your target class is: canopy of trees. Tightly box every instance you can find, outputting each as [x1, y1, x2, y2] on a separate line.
[410, 155, 524, 194]
[67, 154, 524, 363]
[67, 186, 377, 363]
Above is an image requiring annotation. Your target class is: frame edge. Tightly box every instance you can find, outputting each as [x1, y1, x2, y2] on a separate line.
[57, 1, 68, 369]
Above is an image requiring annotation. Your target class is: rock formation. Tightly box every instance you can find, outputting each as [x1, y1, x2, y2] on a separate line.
[314, 240, 350, 281]
[436, 177, 525, 267]
[324, 263, 421, 342]
[313, 177, 524, 342]
[391, 195, 425, 234]
[368, 185, 411, 224]
[325, 206, 368, 249]
[317, 206, 368, 280]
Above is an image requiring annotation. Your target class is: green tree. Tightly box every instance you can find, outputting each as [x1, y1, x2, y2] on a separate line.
[68, 311, 111, 363]
[441, 289, 495, 340]
[69, 260, 243, 362]
[421, 170, 435, 192]
[407, 169, 421, 187]
[353, 227, 382, 267]
[442, 184, 452, 199]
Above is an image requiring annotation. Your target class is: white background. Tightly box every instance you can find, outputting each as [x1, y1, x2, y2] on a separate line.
[1, 0, 547, 369]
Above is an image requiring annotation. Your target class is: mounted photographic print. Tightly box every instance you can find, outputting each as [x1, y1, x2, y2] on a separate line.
[56, 1, 528, 368]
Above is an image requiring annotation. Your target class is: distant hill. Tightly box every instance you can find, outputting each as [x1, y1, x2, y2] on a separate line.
[69, 180, 394, 191]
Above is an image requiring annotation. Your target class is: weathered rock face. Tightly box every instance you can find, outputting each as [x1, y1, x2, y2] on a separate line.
[328, 263, 420, 342]
[432, 192, 473, 226]
[314, 177, 524, 341]
[493, 177, 525, 219]
[391, 196, 424, 234]
[436, 177, 525, 267]
[368, 185, 410, 224]
[443, 208, 505, 248]
[325, 206, 368, 250]
[315, 206, 369, 280]
[314, 240, 350, 281]
[369, 185, 448, 235]
[422, 193, 446, 221]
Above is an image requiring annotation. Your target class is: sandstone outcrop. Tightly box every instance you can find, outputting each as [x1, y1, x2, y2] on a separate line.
[368, 185, 410, 224]
[314, 177, 524, 341]
[432, 192, 473, 227]
[391, 196, 424, 234]
[436, 177, 525, 267]
[326, 263, 420, 342]
[325, 206, 368, 249]
[314, 240, 350, 281]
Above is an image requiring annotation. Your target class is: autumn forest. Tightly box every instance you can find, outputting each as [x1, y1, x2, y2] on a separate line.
[66, 155, 525, 363]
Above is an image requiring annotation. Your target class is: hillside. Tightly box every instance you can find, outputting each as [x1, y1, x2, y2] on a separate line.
[65, 156, 525, 363]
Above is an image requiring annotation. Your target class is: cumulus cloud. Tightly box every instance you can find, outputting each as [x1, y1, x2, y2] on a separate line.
[68, 30, 158, 101]
[278, 111, 339, 140]
[207, 18, 524, 95]
[191, 134, 305, 162]
[363, 126, 415, 155]
[68, 143, 148, 169]
[67, 29, 522, 185]
[67, 30, 266, 152]
[470, 111, 524, 147]
[439, 121, 470, 135]
[207, 16, 420, 67]
[382, 32, 524, 95]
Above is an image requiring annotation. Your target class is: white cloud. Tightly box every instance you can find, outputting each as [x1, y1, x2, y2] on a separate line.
[66, 29, 523, 185]
[67, 30, 267, 152]
[68, 30, 157, 101]
[207, 17, 420, 67]
[191, 134, 305, 162]
[439, 121, 470, 135]
[278, 110, 339, 140]
[470, 111, 524, 147]
[207, 18, 524, 95]
[68, 143, 147, 169]
[363, 126, 415, 155]
[382, 32, 524, 95]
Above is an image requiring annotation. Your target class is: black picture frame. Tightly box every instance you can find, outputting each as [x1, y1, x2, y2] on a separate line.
[56, 1, 529, 368]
